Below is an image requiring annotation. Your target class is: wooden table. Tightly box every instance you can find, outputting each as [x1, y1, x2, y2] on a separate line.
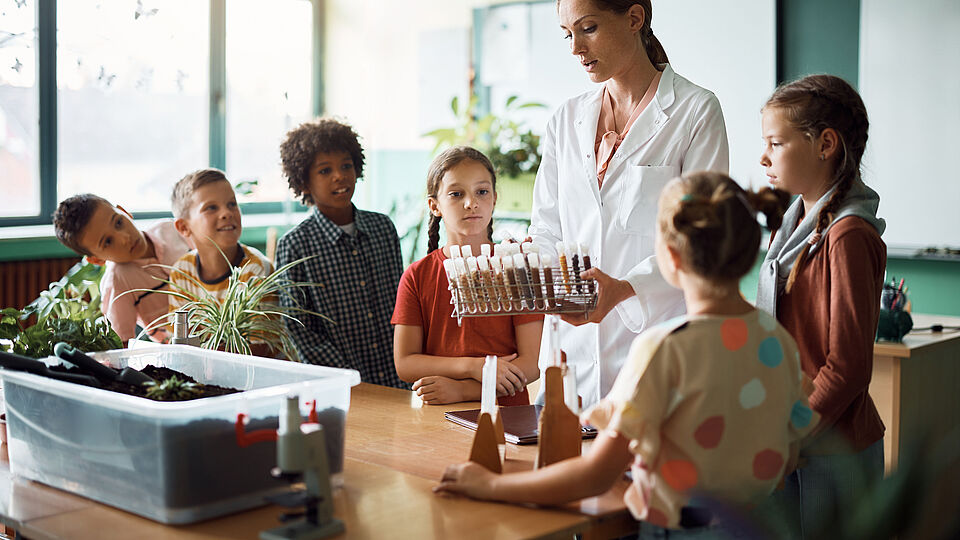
[0, 383, 632, 539]
[870, 313, 960, 473]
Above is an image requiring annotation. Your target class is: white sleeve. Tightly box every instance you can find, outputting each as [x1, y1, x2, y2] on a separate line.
[528, 112, 562, 261]
[681, 91, 729, 174]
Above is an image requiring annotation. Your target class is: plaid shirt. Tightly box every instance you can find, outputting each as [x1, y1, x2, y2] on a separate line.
[276, 207, 405, 388]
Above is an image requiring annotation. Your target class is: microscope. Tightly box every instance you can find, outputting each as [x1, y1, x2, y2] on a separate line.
[236, 395, 344, 540]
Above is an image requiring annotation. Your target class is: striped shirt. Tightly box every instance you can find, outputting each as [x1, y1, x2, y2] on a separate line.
[169, 243, 273, 312]
[276, 207, 405, 388]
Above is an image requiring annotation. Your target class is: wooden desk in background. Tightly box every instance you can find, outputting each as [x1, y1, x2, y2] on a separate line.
[870, 313, 960, 473]
[0, 383, 631, 539]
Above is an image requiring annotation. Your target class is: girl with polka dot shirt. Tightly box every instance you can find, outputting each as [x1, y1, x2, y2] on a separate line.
[436, 172, 817, 537]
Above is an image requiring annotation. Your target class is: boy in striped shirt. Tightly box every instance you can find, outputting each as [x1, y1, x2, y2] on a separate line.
[168, 168, 273, 313]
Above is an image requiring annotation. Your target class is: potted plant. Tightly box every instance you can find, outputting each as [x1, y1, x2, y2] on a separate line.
[424, 94, 546, 214]
[136, 255, 328, 361]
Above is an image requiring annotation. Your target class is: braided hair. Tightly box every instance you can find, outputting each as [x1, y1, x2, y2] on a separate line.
[658, 171, 790, 286]
[425, 146, 497, 253]
[763, 74, 869, 293]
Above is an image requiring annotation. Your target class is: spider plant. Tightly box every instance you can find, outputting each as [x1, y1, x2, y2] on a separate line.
[143, 375, 201, 401]
[125, 254, 329, 361]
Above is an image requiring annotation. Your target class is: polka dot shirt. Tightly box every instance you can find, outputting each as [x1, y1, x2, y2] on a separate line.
[583, 309, 818, 529]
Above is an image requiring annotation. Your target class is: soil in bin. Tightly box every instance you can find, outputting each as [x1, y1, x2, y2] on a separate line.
[48, 364, 240, 400]
[37, 363, 346, 509]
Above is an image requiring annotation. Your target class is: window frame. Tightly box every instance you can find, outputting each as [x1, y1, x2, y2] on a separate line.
[0, 0, 323, 228]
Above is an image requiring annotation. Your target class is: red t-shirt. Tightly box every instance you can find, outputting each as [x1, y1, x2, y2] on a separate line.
[392, 248, 542, 406]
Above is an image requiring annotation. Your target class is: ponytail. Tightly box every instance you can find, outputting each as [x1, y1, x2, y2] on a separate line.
[641, 28, 669, 65]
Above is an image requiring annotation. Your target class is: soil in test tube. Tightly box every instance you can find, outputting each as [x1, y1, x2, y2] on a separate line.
[466, 257, 488, 313]
[512, 253, 534, 310]
[541, 254, 558, 309]
[570, 243, 582, 294]
[556, 241, 572, 294]
[477, 256, 500, 312]
[455, 258, 479, 313]
[528, 253, 546, 310]
[490, 256, 512, 312]
[501, 256, 523, 311]
[580, 244, 594, 297]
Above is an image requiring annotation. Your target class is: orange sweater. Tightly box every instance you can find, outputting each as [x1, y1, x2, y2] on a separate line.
[776, 216, 886, 453]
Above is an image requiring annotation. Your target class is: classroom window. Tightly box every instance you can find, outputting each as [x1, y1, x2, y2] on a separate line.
[57, 0, 209, 213]
[0, 0, 40, 218]
[0, 0, 318, 226]
[225, 0, 313, 204]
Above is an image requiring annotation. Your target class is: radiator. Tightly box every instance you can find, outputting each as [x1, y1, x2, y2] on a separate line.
[0, 257, 81, 311]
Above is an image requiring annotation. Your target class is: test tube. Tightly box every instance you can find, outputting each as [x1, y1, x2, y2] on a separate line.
[450, 245, 462, 259]
[541, 253, 556, 309]
[466, 256, 487, 313]
[512, 253, 535, 310]
[501, 255, 522, 311]
[520, 241, 534, 254]
[579, 244, 594, 297]
[480, 244, 492, 258]
[443, 259, 464, 315]
[556, 241, 572, 294]
[490, 255, 510, 312]
[528, 253, 545, 310]
[455, 258, 478, 313]
[461, 245, 473, 259]
[477, 255, 500, 312]
[570, 242, 582, 294]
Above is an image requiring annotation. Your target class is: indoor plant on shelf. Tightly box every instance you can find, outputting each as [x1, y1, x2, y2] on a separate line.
[424, 94, 546, 214]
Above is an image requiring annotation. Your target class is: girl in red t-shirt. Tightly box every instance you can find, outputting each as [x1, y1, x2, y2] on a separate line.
[392, 146, 543, 405]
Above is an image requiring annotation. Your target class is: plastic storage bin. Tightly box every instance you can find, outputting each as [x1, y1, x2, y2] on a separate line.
[0, 345, 360, 524]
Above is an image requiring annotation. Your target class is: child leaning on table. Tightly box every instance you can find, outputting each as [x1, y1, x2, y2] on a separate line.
[275, 118, 406, 388]
[168, 168, 273, 312]
[436, 172, 818, 536]
[392, 146, 543, 406]
[53, 194, 190, 344]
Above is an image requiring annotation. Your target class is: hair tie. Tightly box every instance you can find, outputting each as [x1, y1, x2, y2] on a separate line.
[680, 194, 694, 202]
[808, 232, 822, 246]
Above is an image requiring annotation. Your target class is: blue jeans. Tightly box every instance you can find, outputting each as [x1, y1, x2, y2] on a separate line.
[760, 439, 885, 539]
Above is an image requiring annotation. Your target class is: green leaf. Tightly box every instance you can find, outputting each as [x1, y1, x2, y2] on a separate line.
[505, 95, 519, 108]
[450, 95, 459, 116]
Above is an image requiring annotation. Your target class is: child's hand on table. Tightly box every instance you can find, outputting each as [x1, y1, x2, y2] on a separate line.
[434, 461, 497, 500]
[412, 376, 467, 404]
[470, 353, 525, 397]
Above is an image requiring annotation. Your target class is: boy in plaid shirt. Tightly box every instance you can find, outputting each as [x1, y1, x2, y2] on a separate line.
[276, 119, 405, 388]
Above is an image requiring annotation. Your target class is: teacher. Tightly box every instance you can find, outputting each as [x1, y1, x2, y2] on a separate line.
[530, 0, 729, 407]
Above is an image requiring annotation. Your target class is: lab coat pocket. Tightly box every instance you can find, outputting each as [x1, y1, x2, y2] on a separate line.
[617, 165, 679, 235]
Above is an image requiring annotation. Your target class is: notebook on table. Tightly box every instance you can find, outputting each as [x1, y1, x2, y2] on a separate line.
[444, 404, 598, 445]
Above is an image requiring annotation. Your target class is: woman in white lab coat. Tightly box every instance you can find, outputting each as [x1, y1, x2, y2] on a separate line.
[531, 0, 729, 407]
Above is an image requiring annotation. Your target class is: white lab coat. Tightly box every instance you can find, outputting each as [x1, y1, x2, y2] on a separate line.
[530, 64, 729, 408]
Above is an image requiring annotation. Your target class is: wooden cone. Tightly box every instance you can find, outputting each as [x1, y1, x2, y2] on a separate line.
[536, 364, 581, 469]
[469, 412, 502, 473]
[494, 407, 506, 445]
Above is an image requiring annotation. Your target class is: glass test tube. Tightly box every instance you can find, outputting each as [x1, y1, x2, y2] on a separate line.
[477, 255, 500, 312]
[466, 256, 487, 313]
[512, 253, 535, 310]
[556, 241, 572, 294]
[527, 253, 545, 310]
[501, 255, 522, 311]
